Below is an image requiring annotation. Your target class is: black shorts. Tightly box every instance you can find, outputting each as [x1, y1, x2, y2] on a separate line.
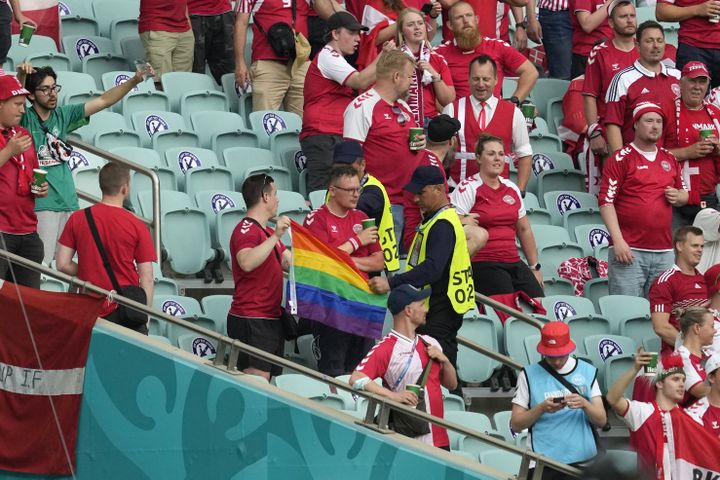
[312, 322, 374, 377]
[472, 261, 544, 298]
[227, 314, 284, 377]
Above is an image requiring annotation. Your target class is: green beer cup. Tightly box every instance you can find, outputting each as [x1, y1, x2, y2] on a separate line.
[362, 218, 376, 229]
[18, 23, 36, 47]
[644, 352, 658, 376]
[409, 127, 424, 151]
[32, 168, 47, 194]
[521, 103, 536, 128]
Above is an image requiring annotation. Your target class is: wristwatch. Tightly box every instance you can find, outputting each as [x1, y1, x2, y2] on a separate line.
[529, 263, 542, 271]
[509, 96, 520, 107]
[516, 20, 528, 29]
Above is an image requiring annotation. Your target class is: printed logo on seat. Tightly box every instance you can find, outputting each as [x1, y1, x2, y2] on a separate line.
[262, 112, 286, 135]
[114, 74, 138, 92]
[556, 193, 581, 215]
[598, 338, 623, 362]
[75, 38, 99, 59]
[67, 151, 89, 171]
[161, 300, 186, 316]
[145, 115, 169, 137]
[588, 228, 609, 248]
[177, 151, 201, 174]
[553, 301, 577, 321]
[532, 153, 554, 176]
[294, 150, 306, 172]
[211, 193, 235, 213]
[192, 338, 216, 358]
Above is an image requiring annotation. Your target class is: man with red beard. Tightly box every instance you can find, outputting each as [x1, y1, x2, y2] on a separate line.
[434, 1, 538, 102]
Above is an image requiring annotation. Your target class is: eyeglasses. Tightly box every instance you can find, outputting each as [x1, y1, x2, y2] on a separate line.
[331, 185, 361, 195]
[35, 85, 62, 95]
[391, 106, 407, 126]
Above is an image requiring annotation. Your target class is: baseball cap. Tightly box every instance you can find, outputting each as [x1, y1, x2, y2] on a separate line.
[705, 263, 720, 297]
[607, 0, 632, 16]
[536, 321, 576, 357]
[705, 354, 720, 375]
[427, 114, 461, 142]
[404, 165, 445, 193]
[327, 11, 368, 32]
[387, 284, 431, 315]
[632, 101, 665, 125]
[681, 61, 710, 79]
[334, 140, 364, 164]
[0, 75, 29, 101]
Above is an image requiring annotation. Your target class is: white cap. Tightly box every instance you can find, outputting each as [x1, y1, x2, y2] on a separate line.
[706, 354, 720, 375]
[607, 0, 632, 16]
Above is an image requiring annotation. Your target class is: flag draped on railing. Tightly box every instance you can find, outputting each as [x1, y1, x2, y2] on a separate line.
[286, 221, 387, 339]
[0, 279, 103, 475]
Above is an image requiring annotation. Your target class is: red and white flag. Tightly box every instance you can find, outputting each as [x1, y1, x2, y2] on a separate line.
[10, 0, 60, 49]
[667, 408, 720, 479]
[0, 279, 103, 475]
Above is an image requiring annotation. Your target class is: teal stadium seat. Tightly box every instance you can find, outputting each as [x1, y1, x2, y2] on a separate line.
[541, 277, 575, 296]
[40, 274, 68, 293]
[163, 147, 234, 196]
[309, 189, 327, 209]
[200, 294, 232, 335]
[525, 334, 542, 364]
[583, 334, 637, 385]
[120, 37, 146, 68]
[177, 334, 218, 359]
[111, 147, 177, 211]
[604, 354, 636, 396]
[61, 35, 117, 72]
[59, 0, 98, 37]
[444, 411, 494, 450]
[277, 190, 310, 224]
[161, 72, 222, 112]
[546, 96, 563, 135]
[606, 449, 639, 474]
[542, 191, 600, 230]
[189, 111, 259, 152]
[479, 449, 522, 476]
[162, 207, 217, 275]
[504, 316, 547, 366]
[274, 374, 348, 411]
[529, 78, 570, 123]
[521, 191, 552, 226]
[180, 89, 229, 121]
[74, 111, 127, 143]
[541, 295, 597, 320]
[194, 189, 246, 251]
[101, 71, 168, 116]
[131, 110, 200, 153]
[152, 295, 216, 344]
[8, 34, 60, 68]
[532, 225, 585, 276]
[248, 110, 302, 149]
[532, 152, 585, 201]
[83, 54, 132, 89]
[222, 146, 292, 191]
[574, 223, 609, 255]
[457, 314, 500, 383]
[583, 277, 609, 311]
[72, 165, 103, 208]
[151, 263, 179, 296]
[25, 52, 72, 73]
[491, 411, 515, 443]
[441, 385, 466, 412]
[457, 432, 507, 460]
[598, 294, 651, 335]
[92, 0, 139, 38]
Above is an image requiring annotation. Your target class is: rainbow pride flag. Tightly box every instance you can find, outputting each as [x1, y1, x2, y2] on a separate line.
[287, 221, 387, 339]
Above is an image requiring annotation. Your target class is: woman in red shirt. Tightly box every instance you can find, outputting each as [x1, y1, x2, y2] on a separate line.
[677, 307, 716, 408]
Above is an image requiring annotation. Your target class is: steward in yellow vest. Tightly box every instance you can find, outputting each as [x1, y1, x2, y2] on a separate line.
[369, 166, 474, 392]
[334, 140, 399, 272]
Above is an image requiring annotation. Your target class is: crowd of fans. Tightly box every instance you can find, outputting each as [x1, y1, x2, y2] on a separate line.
[2, 0, 720, 477]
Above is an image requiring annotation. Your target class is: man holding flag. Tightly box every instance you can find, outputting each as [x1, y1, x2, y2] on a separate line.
[369, 165, 474, 395]
[607, 349, 720, 478]
[303, 165, 384, 377]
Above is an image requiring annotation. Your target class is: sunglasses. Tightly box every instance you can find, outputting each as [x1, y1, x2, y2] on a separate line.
[391, 106, 407, 126]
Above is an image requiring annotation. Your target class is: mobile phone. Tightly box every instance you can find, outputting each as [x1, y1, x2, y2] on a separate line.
[421, 2, 434, 15]
[552, 397, 565, 404]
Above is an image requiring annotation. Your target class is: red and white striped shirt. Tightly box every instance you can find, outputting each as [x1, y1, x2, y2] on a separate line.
[537, 0, 569, 12]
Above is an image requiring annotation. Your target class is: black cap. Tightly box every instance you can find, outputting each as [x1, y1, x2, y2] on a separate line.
[334, 140, 364, 164]
[404, 165, 445, 193]
[387, 284, 432, 315]
[327, 11, 368, 32]
[427, 114, 461, 142]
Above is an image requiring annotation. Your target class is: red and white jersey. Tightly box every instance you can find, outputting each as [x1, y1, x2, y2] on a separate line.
[236, 0, 312, 62]
[658, 0, 720, 49]
[303, 204, 381, 279]
[622, 401, 701, 477]
[450, 174, 525, 263]
[582, 41, 638, 121]
[229, 218, 287, 318]
[301, 46, 357, 139]
[604, 60, 681, 146]
[442, 95, 530, 186]
[441, 0, 506, 42]
[537, 0, 569, 11]
[569, 0, 613, 57]
[663, 101, 720, 200]
[686, 400, 720, 439]
[402, 149, 449, 253]
[677, 345, 707, 407]
[649, 265, 708, 353]
[434, 37, 527, 98]
[354, 330, 449, 448]
[188, 0, 233, 15]
[343, 88, 422, 203]
[598, 143, 685, 250]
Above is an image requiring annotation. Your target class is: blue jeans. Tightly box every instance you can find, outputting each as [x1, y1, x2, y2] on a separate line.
[676, 42, 720, 89]
[538, 9, 573, 80]
[608, 247, 674, 298]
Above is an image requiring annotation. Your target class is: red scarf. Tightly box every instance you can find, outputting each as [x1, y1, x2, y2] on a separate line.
[1, 128, 33, 195]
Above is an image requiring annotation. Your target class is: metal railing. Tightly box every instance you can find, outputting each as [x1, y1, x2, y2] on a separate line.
[67, 139, 162, 261]
[0, 250, 580, 479]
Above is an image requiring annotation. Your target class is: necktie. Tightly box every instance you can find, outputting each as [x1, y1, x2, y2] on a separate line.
[478, 102, 487, 130]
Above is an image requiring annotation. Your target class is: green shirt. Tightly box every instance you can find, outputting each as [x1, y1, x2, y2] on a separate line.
[21, 103, 89, 212]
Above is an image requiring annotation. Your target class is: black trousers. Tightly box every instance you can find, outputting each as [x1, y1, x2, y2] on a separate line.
[0, 232, 44, 289]
[0, 3, 11, 65]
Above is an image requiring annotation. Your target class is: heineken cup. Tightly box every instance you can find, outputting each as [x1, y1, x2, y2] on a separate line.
[18, 23, 36, 47]
[409, 128, 424, 150]
[31, 168, 47, 194]
[521, 103, 536, 128]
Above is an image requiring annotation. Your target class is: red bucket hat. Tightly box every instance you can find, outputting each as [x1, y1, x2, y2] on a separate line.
[537, 321, 576, 357]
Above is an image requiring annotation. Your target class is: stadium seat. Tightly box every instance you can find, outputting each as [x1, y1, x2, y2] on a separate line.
[605, 449, 639, 474]
[62, 35, 118, 72]
[530, 78, 570, 122]
[524, 334, 542, 364]
[276, 147, 306, 193]
[248, 110, 302, 149]
[504, 316, 546, 366]
[164, 147, 234, 195]
[180, 90, 229, 120]
[112, 147, 177, 210]
[61, 15, 99, 38]
[66, 146, 106, 173]
[491, 411, 517, 443]
[120, 37, 146, 67]
[598, 295, 650, 335]
[541, 277, 575, 296]
[92, 0, 139, 38]
[441, 386, 465, 412]
[583, 277, 608, 311]
[137, 190, 193, 219]
[293, 334, 319, 370]
[546, 96, 563, 135]
[101, 71, 162, 112]
[444, 411, 494, 450]
[277, 190, 310, 223]
[643, 335, 661, 353]
[25, 52, 72, 73]
[40, 274, 68, 293]
[535, 163, 586, 202]
[200, 295, 232, 335]
[479, 449, 522, 476]
[166, 312, 218, 346]
[541, 295, 597, 321]
[529, 131, 563, 155]
[220, 72, 242, 113]
[148, 318, 166, 337]
[566, 316, 612, 355]
[574, 223, 610, 255]
[8, 34, 59, 65]
[151, 263, 179, 296]
[457, 432, 507, 460]
[529, 152, 581, 203]
[162, 208, 217, 275]
[274, 374, 348, 410]
[194, 189, 247, 249]
[177, 333, 218, 359]
[131, 110, 200, 153]
[82, 54, 132, 88]
[457, 314, 500, 383]
[222, 146, 292, 191]
[309, 190, 327, 209]
[189, 111, 259, 151]
[73, 165, 103, 207]
[583, 334, 637, 380]
[161, 72, 221, 112]
[95, 125, 144, 151]
[153, 294, 203, 317]
[594, 243, 609, 261]
[74, 111, 128, 143]
[522, 191, 552, 226]
[604, 354, 636, 396]
[542, 191, 600, 228]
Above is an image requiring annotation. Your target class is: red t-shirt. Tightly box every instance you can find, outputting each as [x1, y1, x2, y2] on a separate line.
[434, 38, 527, 98]
[598, 144, 685, 250]
[237, 0, 311, 62]
[582, 41, 639, 121]
[569, 0, 613, 56]
[229, 218, 287, 318]
[402, 149, 449, 252]
[139, 0, 191, 33]
[58, 203, 157, 316]
[354, 330, 449, 448]
[188, 0, 232, 15]
[303, 204, 381, 279]
[0, 127, 38, 235]
[301, 45, 357, 140]
[649, 266, 708, 353]
[663, 102, 720, 201]
[659, 0, 720, 49]
[604, 61, 681, 146]
[692, 402, 720, 438]
[343, 89, 422, 203]
[450, 174, 524, 262]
